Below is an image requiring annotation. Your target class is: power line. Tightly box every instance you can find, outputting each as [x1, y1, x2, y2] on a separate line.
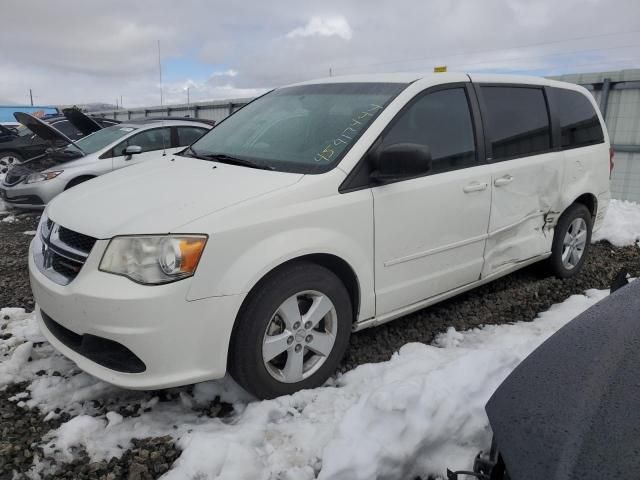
[343, 28, 640, 71]
[258, 34, 640, 83]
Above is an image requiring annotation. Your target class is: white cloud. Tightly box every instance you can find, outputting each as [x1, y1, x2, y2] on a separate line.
[286, 15, 353, 41]
[211, 69, 238, 78]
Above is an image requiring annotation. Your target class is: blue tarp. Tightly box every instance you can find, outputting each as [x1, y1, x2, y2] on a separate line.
[0, 105, 59, 123]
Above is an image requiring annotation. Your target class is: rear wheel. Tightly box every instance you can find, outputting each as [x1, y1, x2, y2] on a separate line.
[0, 151, 23, 175]
[547, 203, 592, 278]
[229, 262, 352, 399]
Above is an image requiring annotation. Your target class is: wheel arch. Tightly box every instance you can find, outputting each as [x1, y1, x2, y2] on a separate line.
[571, 193, 598, 219]
[235, 253, 361, 325]
[65, 175, 96, 190]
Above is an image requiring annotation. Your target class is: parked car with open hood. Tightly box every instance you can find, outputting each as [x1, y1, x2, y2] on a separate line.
[1, 115, 212, 208]
[0, 109, 119, 174]
[29, 72, 611, 399]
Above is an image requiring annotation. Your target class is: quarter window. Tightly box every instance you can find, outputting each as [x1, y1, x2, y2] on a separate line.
[177, 126, 206, 146]
[551, 88, 604, 149]
[379, 88, 477, 175]
[481, 86, 551, 161]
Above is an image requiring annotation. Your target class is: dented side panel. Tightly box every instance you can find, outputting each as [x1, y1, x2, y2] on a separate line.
[482, 151, 563, 277]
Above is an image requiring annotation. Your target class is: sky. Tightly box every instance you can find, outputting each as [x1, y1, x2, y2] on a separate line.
[1, 0, 639, 109]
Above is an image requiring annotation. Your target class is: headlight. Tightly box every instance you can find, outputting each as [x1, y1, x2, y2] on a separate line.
[25, 171, 63, 184]
[99, 235, 207, 285]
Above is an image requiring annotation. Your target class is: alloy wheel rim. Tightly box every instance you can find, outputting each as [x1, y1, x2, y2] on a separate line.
[262, 290, 337, 384]
[0, 155, 20, 174]
[561, 217, 588, 270]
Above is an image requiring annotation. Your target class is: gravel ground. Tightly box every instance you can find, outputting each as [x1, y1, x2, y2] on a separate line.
[1, 211, 639, 478]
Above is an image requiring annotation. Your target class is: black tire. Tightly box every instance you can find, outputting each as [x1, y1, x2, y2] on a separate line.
[547, 203, 593, 278]
[229, 262, 352, 399]
[64, 176, 94, 191]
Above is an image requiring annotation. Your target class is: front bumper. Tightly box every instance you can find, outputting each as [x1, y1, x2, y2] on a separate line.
[29, 238, 245, 389]
[1, 177, 64, 209]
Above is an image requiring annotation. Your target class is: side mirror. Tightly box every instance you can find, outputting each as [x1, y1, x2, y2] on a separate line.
[124, 145, 142, 160]
[370, 143, 432, 183]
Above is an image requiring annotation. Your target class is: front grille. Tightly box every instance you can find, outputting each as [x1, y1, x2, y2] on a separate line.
[41, 310, 146, 373]
[35, 220, 97, 285]
[58, 226, 97, 254]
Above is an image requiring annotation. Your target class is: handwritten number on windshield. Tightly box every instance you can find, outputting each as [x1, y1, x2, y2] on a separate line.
[314, 104, 383, 163]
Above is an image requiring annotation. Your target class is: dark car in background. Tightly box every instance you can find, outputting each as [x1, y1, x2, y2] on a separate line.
[0, 109, 119, 174]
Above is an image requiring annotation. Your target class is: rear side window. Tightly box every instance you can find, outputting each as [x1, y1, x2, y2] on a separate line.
[380, 88, 476, 175]
[115, 127, 171, 156]
[481, 86, 551, 161]
[551, 88, 604, 149]
[177, 126, 206, 146]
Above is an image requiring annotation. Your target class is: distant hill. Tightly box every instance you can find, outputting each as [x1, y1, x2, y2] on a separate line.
[56, 103, 117, 112]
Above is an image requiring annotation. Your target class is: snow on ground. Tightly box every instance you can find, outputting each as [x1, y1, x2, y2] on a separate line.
[0, 290, 609, 479]
[0, 198, 637, 479]
[593, 199, 640, 247]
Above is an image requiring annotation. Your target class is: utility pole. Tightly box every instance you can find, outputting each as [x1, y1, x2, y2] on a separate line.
[158, 40, 163, 106]
[186, 87, 190, 105]
[120, 95, 123, 109]
[29, 89, 33, 106]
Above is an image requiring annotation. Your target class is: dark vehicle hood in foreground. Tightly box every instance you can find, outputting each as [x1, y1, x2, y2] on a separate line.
[0, 124, 17, 138]
[62, 108, 103, 135]
[486, 280, 640, 480]
[13, 112, 74, 145]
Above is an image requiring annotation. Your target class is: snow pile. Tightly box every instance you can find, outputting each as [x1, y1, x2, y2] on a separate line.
[0, 291, 607, 479]
[2, 214, 16, 223]
[593, 199, 640, 247]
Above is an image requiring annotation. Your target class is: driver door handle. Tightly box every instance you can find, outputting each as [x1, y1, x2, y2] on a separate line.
[494, 175, 514, 187]
[463, 182, 489, 193]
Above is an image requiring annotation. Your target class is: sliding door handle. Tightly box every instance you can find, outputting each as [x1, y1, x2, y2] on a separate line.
[494, 175, 514, 187]
[463, 182, 489, 193]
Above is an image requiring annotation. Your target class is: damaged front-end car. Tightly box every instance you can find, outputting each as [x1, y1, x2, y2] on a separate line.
[449, 272, 637, 480]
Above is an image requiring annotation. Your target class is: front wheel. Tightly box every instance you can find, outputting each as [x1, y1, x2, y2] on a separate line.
[0, 151, 23, 175]
[229, 262, 352, 399]
[547, 203, 593, 278]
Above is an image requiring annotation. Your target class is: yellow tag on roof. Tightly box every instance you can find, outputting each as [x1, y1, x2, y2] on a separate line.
[433, 66, 447, 73]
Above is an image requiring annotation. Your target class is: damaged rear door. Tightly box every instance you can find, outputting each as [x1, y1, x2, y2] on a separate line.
[474, 82, 563, 276]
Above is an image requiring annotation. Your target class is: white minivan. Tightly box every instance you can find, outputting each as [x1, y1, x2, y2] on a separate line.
[29, 73, 611, 399]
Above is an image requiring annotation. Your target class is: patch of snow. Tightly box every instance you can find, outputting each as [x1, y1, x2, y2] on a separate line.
[2, 214, 16, 223]
[593, 199, 640, 247]
[23, 230, 37, 235]
[0, 291, 607, 479]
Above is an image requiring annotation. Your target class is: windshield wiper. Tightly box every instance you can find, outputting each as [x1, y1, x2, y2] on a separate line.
[197, 152, 275, 171]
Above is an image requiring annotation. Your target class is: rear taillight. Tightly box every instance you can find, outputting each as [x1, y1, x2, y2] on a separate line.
[609, 147, 615, 173]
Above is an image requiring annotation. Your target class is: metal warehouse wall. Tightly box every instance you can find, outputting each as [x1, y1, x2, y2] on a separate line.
[89, 69, 640, 202]
[89, 98, 252, 124]
[551, 69, 640, 203]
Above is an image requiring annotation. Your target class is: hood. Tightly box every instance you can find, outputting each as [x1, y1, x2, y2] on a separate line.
[63, 108, 103, 135]
[47, 157, 303, 238]
[486, 280, 640, 480]
[14, 112, 73, 145]
[0, 124, 17, 138]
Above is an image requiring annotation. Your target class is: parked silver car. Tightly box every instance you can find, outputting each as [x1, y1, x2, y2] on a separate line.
[0, 114, 212, 208]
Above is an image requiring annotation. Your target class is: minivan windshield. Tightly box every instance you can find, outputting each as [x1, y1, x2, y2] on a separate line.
[186, 82, 407, 173]
[71, 125, 138, 155]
